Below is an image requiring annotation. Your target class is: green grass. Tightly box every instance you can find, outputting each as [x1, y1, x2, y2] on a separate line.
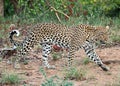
[64, 67, 87, 81]
[52, 52, 62, 61]
[39, 67, 73, 86]
[82, 57, 90, 65]
[111, 35, 120, 43]
[41, 76, 73, 86]
[0, 72, 22, 85]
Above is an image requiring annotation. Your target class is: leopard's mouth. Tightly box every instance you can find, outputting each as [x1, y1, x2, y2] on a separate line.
[100, 40, 106, 45]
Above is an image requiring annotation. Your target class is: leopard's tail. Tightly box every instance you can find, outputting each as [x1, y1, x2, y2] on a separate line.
[9, 30, 21, 48]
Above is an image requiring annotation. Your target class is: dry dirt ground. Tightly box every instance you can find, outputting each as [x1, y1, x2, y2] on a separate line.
[0, 45, 120, 86]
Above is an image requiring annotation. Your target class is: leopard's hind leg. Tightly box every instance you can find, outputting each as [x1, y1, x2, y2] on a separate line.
[41, 43, 55, 69]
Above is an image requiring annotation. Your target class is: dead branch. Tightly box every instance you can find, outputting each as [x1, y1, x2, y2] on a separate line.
[0, 47, 17, 59]
[55, 12, 61, 23]
[50, 6, 70, 19]
[50, 6, 70, 22]
[44, 0, 69, 22]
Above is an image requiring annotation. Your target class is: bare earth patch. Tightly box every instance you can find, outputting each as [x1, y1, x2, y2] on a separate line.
[0, 46, 120, 86]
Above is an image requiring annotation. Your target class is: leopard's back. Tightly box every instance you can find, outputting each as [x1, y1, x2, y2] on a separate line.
[10, 23, 72, 50]
[9, 23, 109, 52]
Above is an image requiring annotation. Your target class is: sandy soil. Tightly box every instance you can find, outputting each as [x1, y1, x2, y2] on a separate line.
[0, 46, 120, 86]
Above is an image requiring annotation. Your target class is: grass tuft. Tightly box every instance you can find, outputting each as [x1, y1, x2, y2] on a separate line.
[82, 57, 90, 65]
[0, 72, 21, 85]
[64, 67, 87, 81]
[39, 67, 73, 86]
[52, 52, 62, 61]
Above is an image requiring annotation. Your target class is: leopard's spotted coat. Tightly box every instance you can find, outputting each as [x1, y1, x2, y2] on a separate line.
[9, 23, 110, 71]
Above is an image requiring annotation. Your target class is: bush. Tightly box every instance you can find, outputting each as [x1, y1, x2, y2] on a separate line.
[4, 0, 120, 18]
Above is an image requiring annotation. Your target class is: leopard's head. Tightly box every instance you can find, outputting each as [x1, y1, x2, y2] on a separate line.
[85, 25, 110, 44]
[94, 26, 110, 44]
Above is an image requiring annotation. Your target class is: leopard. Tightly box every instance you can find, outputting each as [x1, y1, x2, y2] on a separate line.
[9, 23, 110, 71]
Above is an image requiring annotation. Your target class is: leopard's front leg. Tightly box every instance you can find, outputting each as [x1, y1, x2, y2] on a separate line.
[83, 41, 110, 71]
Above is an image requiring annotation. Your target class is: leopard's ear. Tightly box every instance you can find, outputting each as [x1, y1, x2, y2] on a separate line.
[93, 26, 98, 32]
[9, 24, 16, 30]
[106, 26, 109, 30]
